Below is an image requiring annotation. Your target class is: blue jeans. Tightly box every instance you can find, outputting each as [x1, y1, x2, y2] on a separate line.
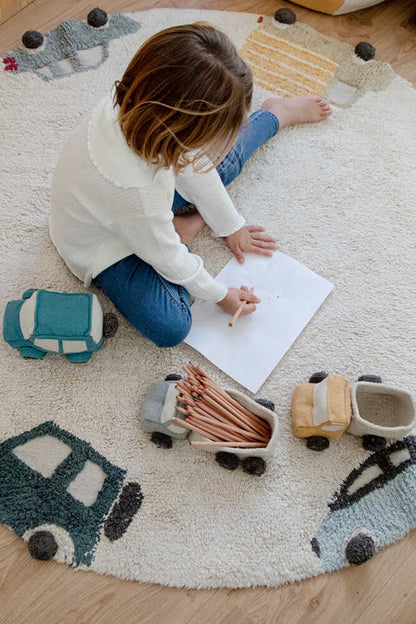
[95, 110, 279, 347]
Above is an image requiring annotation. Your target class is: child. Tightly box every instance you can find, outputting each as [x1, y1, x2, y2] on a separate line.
[50, 23, 331, 348]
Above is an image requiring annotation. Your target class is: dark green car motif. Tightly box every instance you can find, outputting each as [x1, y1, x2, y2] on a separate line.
[0, 421, 143, 566]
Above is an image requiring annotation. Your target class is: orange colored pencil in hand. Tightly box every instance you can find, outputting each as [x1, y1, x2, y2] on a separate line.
[228, 287, 255, 328]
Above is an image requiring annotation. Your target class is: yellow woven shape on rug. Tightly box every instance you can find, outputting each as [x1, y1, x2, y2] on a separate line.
[241, 26, 338, 97]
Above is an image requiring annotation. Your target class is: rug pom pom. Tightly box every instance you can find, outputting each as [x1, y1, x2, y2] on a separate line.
[87, 8, 108, 28]
[355, 42, 376, 61]
[22, 30, 44, 49]
[274, 9, 296, 24]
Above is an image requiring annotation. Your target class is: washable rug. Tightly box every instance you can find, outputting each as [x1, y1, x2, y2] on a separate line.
[1, 8, 416, 588]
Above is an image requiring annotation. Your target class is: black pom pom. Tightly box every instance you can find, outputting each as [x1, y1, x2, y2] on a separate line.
[87, 8, 108, 28]
[362, 435, 386, 452]
[274, 8, 296, 25]
[28, 531, 58, 561]
[151, 431, 173, 449]
[242, 456, 266, 476]
[22, 30, 44, 49]
[345, 533, 375, 565]
[103, 312, 118, 338]
[215, 451, 239, 470]
[355, 42, 376, 61]
[357, 374, 382, 384]
[306, 436, 330, 451]
[309, 371, 328, 384]
[255, 398, 275, 412]
[165, 373, 182, 381]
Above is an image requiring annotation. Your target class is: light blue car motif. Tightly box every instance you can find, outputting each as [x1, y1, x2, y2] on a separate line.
[311, 436, 416, 570]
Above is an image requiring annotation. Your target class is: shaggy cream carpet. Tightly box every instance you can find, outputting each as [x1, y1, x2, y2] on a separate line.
[1, 8, 415, 588]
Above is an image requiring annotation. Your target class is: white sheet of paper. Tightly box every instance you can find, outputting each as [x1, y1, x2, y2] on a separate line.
[185, 252, 333, 393]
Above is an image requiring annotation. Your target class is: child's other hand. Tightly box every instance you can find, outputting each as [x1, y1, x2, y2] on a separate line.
[216, 287, 261, 317]
[226, 226, 278, 264]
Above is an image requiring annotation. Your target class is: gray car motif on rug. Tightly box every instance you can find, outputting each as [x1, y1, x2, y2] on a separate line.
[2, 8, 140, 81]
[311, 435, 416, 570]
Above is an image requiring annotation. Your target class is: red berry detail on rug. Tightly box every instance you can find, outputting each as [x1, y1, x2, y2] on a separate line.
[257, 16, 263, 23]
[3, 57, 18, 71]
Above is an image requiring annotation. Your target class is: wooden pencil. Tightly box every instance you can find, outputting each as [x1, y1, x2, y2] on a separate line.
[171, 418, 221, 442]
[228, 287, 254, 327]
[176, 363, 272, 449]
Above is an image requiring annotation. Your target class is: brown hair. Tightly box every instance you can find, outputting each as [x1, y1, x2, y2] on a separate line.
[114, 23, 253, 173]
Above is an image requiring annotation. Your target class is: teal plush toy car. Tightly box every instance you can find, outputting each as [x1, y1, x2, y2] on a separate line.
[3, 289, 118, 362]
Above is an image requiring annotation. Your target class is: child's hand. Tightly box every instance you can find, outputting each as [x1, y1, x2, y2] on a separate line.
[217, 287, 261, 317]
[227, 226, 278, 264]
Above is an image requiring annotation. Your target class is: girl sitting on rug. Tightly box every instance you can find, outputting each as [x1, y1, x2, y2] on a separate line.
[50, 23, 331, 347]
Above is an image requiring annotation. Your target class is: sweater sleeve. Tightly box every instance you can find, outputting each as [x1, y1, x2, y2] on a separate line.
[106, 207, 228, 303]
[175, 160, 246, 238]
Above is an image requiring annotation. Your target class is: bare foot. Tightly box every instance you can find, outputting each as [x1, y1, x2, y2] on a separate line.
[173, 212, 206, 245]
[261, 96, 332, 129]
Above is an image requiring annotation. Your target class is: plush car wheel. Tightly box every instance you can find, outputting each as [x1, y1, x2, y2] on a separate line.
[357, 375, 382, 383]
[306, 436, 330, 451]
[309, 371, 328, 384]
[164, 373, 182, 381]
[103, 312, 118, 338]
[255, 398, 275, 411]
[345, 533, 375, 565]
[242, 456, 266, 476]
[151, 431, 173, 449]
[215, 451, 239, 470]
[362, 434, 386, 452]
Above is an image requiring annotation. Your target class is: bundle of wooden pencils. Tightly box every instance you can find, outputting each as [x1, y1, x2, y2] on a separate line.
[172, 363, 271, 448]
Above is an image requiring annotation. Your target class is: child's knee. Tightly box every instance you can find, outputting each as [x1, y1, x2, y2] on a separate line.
[152, 311, 192, 348]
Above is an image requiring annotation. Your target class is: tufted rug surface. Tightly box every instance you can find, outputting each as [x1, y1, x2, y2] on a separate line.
[1, 8, 415, 588]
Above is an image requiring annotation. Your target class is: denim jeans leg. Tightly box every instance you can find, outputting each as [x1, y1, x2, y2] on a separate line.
[95, 255, 191, 348]
[171, 109, 279, 211]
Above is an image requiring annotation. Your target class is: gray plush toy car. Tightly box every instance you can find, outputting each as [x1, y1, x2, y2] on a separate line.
[141, 374, 279, 476]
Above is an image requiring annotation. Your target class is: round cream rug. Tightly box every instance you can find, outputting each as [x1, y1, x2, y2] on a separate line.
[1, 8, 415, 588]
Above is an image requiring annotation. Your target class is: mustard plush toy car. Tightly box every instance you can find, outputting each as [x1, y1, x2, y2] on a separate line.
[291, 372, 415, 452]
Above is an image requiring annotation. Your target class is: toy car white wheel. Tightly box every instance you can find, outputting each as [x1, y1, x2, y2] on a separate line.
[151, 431, 173, 449]
[345, 533, 375, 565]
[215, 452, 239, 471]
[306, 436, 330, 451]
[28, 530, 58, 561]
[357, 375, 382, 383]
[242, 456, 266, 476]
[309, 371, 328, 384]
[164, 373, 182, 381]
[362, 434, 387, 452]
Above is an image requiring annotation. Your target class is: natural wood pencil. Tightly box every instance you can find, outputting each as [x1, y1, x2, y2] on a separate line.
[171, 418, 221, 442]
[228, 287, 254, 327]
[189, 407, 256, 442]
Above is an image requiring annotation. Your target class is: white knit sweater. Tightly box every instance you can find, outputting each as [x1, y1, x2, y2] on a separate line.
[49, 93, 246, 302]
